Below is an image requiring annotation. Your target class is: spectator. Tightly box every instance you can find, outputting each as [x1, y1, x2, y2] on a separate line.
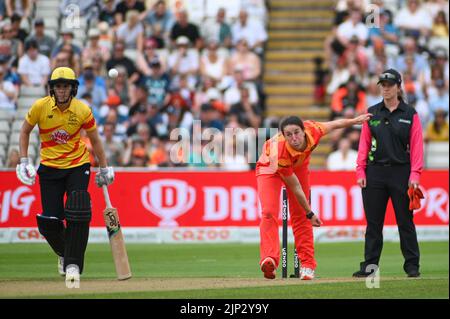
[78, 60, 107, 92]
[51, 27, 82, 58]
[10, 12, 28, 44]
[229, 39, 261, 81]
[97, 21, 114, 52]
[5, 147, 19, 168]
[200, 39, 230, 83]
[5, 0, 31, 19]
[129, 82, 148, 116]
[232, 9, 267, 55]
[17, 40, 50, 86]
[51, 51, 70, 70]
[114, 0, 146, 26]
[99, 0, 117, 26]
[136, 38, 167, 76]
[331, 76, 367, 119]
[368, 9, 400, 47]
[428, 79, 449, 115]
[0, 21, 22, 64]
[124, 138, 149, 167]
[116, 9, 144, 51]
[333, 9, 369, 56]
[423, 48, 449, 88]
[424, 109, 449, 142]
[395, 37, 428, 74]
[223, 67, 258, 107]
[366, 76, 383, 106]
[106, 41, 140, 84]
[25, 18, 55, 58]
[229, 86, 262, 129]
[201, 7, 232, 49]
[431, 10, 449, 38]
[148, 136, 169, 167]
[170, 9, 201, 50]
[143, 0, 174, 45]
[0, 1, 6, 20]
[76, 67, 108, 110]
[394, 0, 433, 39]
[193, 76, 217, 115]
[0, 64, 17, 111]
[140, 56, 171, 107]
[100, 122, 125, 166]
[199, 102, 224, 131]
[126, 104, 152, 137]
[83, 28, 110, 63]
[326, 137, 358, 171]
[146, 97, 166, 137]
[326, 55, 351, 95]
[423, 0, 449, 19]
[99, 94, 129, 126]
[108, 65, 131, 106]
[168, 36, 199, 89]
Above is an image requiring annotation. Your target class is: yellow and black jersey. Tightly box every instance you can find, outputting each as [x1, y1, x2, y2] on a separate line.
[25, 96, 97, 169]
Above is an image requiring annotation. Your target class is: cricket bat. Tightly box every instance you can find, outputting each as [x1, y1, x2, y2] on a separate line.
[102, 185, 132, 280]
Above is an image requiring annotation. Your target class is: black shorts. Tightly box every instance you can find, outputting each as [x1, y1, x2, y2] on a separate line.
[37, 163, 91, 220]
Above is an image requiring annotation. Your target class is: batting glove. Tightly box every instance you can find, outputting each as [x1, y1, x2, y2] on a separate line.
[95, 166, 114, 187]
[16, 157, 36, 186]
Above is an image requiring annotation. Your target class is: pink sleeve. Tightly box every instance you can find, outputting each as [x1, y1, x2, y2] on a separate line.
[356, 121, 372, 180]
[409, 113, 424, 183]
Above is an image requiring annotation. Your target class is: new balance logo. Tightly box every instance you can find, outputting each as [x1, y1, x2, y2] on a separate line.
[84, 170, 90, 175]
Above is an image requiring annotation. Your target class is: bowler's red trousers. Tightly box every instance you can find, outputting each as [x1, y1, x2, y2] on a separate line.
[257, 170, 316, 270]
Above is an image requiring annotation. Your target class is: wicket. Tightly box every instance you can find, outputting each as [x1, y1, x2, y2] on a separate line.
[282, 187, 300, 278]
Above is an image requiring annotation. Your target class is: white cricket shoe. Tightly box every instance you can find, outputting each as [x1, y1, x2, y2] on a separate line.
[58, 256, 65, 276]
[65, 264, 80, 282]
[300, 267, 315, 280]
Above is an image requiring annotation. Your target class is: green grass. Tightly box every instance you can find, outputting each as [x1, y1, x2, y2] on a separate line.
[0, 241, 448, 298]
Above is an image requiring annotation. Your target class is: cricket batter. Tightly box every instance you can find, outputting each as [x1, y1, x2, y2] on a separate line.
[256, 113, 372, 280]
[16, 67, 114, 283]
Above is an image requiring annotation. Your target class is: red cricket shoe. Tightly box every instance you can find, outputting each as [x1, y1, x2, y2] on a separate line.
[261, 257, 276, 279]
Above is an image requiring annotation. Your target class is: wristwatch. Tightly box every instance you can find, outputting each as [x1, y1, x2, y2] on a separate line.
[306, 211, 315, 219]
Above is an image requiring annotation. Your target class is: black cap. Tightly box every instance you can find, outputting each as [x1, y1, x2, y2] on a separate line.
[377, 69, 402, 85]
[34, 18, 44, 26]
[149, 57, 161, 67]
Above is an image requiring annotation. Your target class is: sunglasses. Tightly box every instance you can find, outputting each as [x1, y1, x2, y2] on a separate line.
[379, 73, 398, 81]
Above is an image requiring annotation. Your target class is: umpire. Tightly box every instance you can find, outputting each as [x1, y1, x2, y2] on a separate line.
[16, 67, 115, 283]
[353, 69, 423, 278]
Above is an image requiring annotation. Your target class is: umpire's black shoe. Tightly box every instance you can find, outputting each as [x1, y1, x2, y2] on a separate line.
[406, 269, 421, 278]
[352, 270, 373, 278]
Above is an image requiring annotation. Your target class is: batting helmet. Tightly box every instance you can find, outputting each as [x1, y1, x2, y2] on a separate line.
[48, 67, 79, 97]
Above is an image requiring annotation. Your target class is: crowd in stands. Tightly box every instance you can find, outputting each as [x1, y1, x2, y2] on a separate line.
[324, 0, 449, 171]
[0, 0, 268, 169]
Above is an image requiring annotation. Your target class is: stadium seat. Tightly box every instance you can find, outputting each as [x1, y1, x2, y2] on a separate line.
[12, 120, 23, 132]
[0, 144, 6, 158]
[425, 142, 449, 168]
[0, 121, 10, 133]
[19, 85, 47, 97]
[17, 97, 37, 110]
[0, 132, 8, 145]
[0, 110, 14, 122]
[14, 109, 29, 121]
[42, 17, 59, 29]
[44, 29, 58, 39]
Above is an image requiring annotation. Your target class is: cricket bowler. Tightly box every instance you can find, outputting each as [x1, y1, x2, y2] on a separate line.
[256, 113, 372, 280]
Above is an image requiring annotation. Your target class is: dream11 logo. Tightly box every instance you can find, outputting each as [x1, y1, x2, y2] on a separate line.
[141, 179, 196, 226]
